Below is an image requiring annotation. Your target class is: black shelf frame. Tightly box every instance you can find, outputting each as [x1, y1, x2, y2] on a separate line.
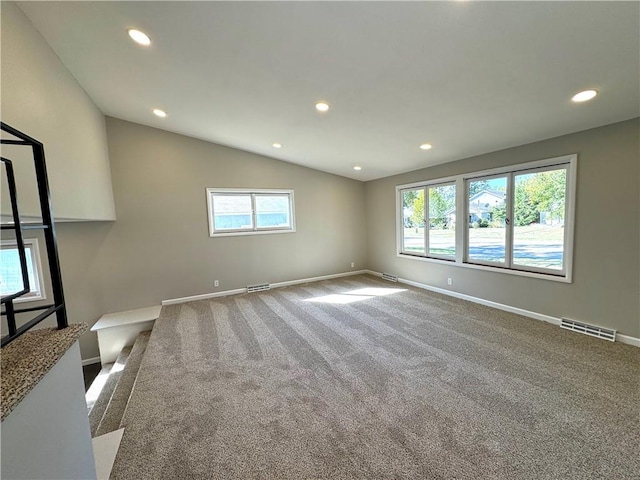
[1, 122, 68, 347]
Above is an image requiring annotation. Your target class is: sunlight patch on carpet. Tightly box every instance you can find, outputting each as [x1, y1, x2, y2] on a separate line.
[304, 287, 406, 304]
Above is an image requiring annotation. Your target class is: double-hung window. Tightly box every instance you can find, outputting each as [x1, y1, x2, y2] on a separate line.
[397, 154, 576, 282]
[207, 189, 295, 236]
[0, 238, 45, 302]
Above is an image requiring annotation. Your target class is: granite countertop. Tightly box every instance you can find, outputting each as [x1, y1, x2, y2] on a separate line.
[1, 323, 87, 421]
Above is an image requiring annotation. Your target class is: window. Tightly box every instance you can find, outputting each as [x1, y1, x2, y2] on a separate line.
[397, 154, 576, 282]
[467, 176, 507, 265]
[207, 189, 295, 236]
[0, 238, 45, 302]
[428, 183, 456, 259]
[400, 183, 456, 259]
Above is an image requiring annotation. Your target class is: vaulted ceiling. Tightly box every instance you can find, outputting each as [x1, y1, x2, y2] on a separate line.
[17, 1, 640, 181]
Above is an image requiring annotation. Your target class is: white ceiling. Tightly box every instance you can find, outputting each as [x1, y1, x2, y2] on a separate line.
[17, 1, 640, 181]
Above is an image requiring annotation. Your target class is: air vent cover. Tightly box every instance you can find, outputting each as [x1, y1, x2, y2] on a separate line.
[560, 318, 616, 342]
[382, 272, 398, 282]
[247, 283, 270, 293]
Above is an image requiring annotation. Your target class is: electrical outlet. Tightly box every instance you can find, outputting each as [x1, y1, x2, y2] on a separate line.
[214, 280, 219, 287]
[447, 278, 453, 286]
[350, 262, 355, 268]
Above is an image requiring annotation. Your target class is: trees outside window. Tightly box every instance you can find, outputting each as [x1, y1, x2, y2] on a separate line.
[397, 154, 575, 281]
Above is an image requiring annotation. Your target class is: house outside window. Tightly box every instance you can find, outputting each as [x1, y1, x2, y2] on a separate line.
[397, 154, 576, 282]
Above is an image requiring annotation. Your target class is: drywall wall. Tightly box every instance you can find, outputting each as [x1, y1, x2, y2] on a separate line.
[0, 2, 115, 221]
[61, 118, 366, 359]
[365, 118, 640, 338]
[1, 343, 97, 479]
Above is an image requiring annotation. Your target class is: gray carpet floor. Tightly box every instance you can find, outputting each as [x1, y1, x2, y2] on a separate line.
[110, 274, 639, 479]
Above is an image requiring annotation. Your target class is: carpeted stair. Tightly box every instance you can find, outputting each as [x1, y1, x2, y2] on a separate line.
[87, 331, 151, 438]
[88, 347, 131, 436]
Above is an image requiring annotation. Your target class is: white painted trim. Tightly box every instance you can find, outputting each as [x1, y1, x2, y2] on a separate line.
[0, 238, 47, 302]
[81, 356, 101, 367]
[395, 154, 577, 283]
[617, 334, 640, 348]
[366, 270, 639, 347]
[400, 276, 559, 325]
[271, 270, 368, 289]
[395, 253, 571, 283]
[162, 270, 369, 306]
[206, 188, 296, 237]
[162, 288, 248, 306]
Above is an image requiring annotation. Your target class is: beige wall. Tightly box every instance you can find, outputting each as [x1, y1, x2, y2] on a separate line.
[0, 2, 114, 356]
[2, 0, 638, 362]
[0, 2, 115, 221]
[365, 118, 640, 337]
[61, 118, 367, 359]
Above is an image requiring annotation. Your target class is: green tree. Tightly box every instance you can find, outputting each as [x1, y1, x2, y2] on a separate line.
[468, 180, 490, 197]
[428, 188, 448, 227]
[410, 190, 425, 228]
[402, 190, 418, 209]
[514, 181, 539, 226]
[490, 203, 507, 227]
[523, 170, 566, 221]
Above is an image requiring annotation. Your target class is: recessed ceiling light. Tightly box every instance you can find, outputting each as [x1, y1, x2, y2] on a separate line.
[128, 29, 151, 46]
[571, 89, 598, 103]
[152, 109, 167, 118]
[272, 143, 282, 149]
[315, 102, 330, 112]
[419, 143, 432, 150]
[353, 166, 362, 171]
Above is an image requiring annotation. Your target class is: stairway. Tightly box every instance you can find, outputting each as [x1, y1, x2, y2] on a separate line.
[87, 330, 151, 438]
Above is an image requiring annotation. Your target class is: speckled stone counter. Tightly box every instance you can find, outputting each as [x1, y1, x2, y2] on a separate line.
[1, 323, 87, 421]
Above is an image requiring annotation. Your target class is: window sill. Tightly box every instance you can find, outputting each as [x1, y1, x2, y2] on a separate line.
[397, 252, 572, 283]
[210, 228, 296, 238]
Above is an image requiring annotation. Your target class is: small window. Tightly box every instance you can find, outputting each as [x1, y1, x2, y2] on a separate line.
[207, 189, 295, 236]
[0, 238, 45, 302]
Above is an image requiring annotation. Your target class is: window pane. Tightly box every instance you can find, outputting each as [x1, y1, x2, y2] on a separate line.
[0, 246, 35, 296]
[255, 195, 291, 228]
[468, 177, 507, 264]
[212, 194, 253, 230]
[402, 189, 425, 255]
[428, 184, 456, 258]
[512, 168, 566, 271]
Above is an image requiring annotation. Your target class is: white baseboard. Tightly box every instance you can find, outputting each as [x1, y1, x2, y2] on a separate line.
[162, 270, 369, 306]
[366, 270, 639, 347]
[271, 270, 368, 289]
[81, 356, 101, 366]
[617, 334, 640, 348]
[163, 288, 248, 306]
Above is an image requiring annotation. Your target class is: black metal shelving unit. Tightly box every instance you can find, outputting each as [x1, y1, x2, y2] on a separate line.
[1, 122, 68, 347]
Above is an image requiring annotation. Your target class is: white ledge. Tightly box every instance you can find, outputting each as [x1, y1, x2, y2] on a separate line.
[91, 306, 161, 332]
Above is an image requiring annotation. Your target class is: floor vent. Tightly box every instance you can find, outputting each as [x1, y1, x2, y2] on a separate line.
[382, 273, 398, 282]
[560, 318, 616, 342]
[247, 283, 270, 293]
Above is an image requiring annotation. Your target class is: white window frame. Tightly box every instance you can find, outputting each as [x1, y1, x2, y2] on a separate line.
[0, 238, 46, 302]
[396, 154, 577, 283]
[399, 180, 457, 261]
[206, 188, 296, 237]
